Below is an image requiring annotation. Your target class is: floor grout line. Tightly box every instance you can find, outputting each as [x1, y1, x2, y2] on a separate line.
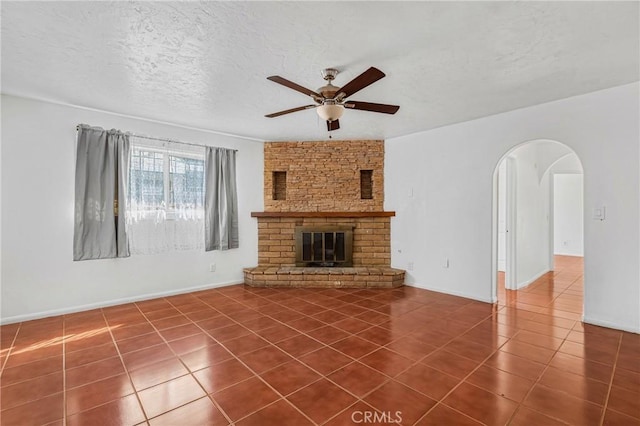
[598, 333, 623, 426]
[100, 307, 150, 424]
[0, 323, 21, 375]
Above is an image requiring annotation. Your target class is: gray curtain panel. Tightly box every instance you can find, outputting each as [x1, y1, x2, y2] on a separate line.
[73, 125, 130, 260]
[116, 132, 130, 257]
[204, 147, 239, 251]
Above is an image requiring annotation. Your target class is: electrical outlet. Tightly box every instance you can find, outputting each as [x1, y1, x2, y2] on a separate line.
[443, 258, 450, 268]
[407, 262, 414, 271]
[209, 263, 216, 272]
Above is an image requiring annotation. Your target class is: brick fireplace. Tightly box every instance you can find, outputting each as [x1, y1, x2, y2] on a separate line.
[244, 140, 404, 288]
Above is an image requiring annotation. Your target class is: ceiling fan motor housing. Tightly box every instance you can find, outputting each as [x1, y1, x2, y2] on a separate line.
[318, 69, 341, 100]
[317, 83, 339, 100]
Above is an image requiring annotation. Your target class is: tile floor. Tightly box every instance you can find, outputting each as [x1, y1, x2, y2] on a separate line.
[1, 256, 638, 425]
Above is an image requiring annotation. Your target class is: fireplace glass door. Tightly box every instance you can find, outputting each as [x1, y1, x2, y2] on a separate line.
[295, 226, 353, 267]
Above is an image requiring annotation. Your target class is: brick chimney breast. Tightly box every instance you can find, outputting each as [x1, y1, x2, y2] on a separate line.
[264, 140, 384, 212]
[246, 140, 404, 288]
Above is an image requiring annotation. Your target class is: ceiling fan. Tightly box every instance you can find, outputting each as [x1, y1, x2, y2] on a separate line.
[265, 67, 400, 131]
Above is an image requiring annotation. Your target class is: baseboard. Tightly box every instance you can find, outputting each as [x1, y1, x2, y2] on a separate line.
[516, 268, 550, 290]
[582, 315, 640, 335]
[404, 283, 495, 304]
[0, 280, 244, 325]
[554, 252, 584, 257]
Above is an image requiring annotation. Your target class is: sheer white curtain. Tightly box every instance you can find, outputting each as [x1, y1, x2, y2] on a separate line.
[126, 137, 206, 255]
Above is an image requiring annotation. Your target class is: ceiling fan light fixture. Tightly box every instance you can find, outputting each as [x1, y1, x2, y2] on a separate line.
[316, 103, 344, 122]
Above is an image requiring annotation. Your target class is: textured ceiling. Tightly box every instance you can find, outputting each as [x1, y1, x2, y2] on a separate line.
[2, 2, 638, 142]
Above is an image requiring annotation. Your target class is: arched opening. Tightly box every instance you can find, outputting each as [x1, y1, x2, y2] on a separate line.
[491, 140, 584, 317]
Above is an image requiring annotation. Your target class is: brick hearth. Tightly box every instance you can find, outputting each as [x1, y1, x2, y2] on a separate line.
[243, 266, 405, 288]
[245, 140, 404, 288]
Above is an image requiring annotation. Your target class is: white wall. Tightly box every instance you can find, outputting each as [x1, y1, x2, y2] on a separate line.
[512, 144, 552, 288]
[547, 153, 584, 267]
[1, 95, 264, 323]
[497, 161, 506, 272]
[554, 174, 584, 256]
[386, 82, 640, 333]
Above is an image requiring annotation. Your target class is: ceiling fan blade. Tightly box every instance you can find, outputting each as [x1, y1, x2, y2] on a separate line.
[265, 105, 316, 118]
[267, 76, 322, 98]
[327, 120, 340, 131]
[336, 67, 386, 99]
[344, 101, 400, 114]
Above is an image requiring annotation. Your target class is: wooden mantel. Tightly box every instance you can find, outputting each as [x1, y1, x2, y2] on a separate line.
[251, 211, 395, 218]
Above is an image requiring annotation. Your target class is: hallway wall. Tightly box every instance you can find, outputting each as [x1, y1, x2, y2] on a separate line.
[385, 82, 640, 333]
[554, 174, 584, 256]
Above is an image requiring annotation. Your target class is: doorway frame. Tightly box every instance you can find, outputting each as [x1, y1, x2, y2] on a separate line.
[491, 140, 584, 303]
[504, 156, 517, 290]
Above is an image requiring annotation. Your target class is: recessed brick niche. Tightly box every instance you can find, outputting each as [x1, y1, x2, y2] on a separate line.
[244, 140, 404, 288]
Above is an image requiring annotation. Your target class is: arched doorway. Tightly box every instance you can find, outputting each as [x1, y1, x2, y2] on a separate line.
[491, 140, 584, 317]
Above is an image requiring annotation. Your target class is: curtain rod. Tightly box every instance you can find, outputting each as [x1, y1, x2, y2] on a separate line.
[76, 125, 238, 152]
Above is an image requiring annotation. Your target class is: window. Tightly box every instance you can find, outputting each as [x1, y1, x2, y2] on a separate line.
[129, 149, 164, 207]
[127, 139, 206, 254]
[74, 124, 239, 259]
[169, 155, 205, 209]
[129, 145, 205, 216]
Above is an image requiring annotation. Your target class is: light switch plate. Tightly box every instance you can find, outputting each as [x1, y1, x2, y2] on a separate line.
[593, 207, 606, 221]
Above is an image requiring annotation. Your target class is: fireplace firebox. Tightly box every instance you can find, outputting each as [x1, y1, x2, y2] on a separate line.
[294, 226, 354, 267]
